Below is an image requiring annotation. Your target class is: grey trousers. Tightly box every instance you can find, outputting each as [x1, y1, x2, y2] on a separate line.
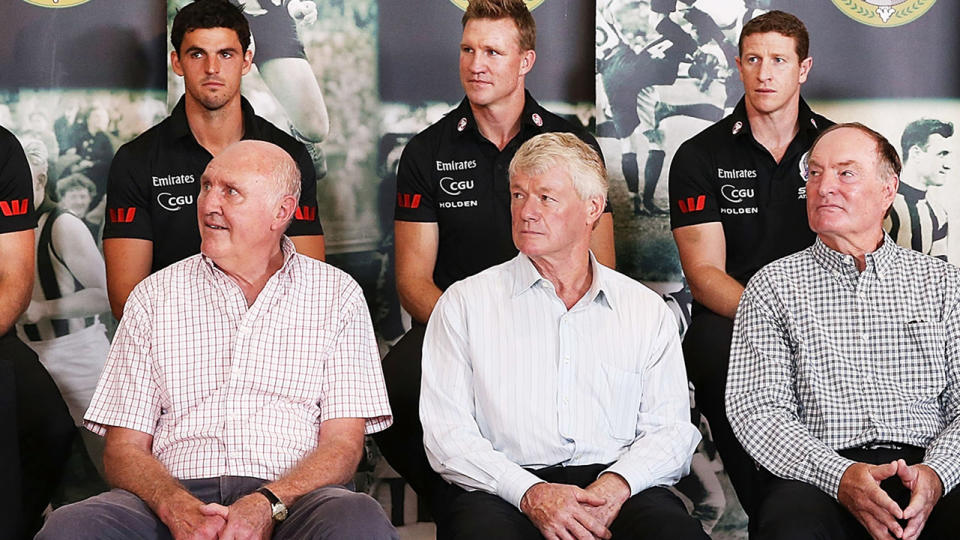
[35, 476, 398, 540]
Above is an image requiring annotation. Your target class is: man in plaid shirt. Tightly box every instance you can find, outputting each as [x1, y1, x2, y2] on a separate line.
[38, 141, 396, 539]
[727, 123, 960, 539]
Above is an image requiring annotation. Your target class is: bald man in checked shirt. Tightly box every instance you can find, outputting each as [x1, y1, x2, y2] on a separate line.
[38, 141, 396, 540]
[420, 133, 706, 540]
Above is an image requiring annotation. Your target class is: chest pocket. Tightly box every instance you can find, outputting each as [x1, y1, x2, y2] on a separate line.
[897, 320, 947, 397]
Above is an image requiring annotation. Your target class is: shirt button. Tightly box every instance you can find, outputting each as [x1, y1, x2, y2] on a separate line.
[563, 358, 570, 364]
[563, 397, 569, 405]
[861, 333, 869, 341]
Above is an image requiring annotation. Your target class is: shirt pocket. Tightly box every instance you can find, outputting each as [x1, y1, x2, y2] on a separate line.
[598, 360, 643, 442]
[897, 320, 947, 397]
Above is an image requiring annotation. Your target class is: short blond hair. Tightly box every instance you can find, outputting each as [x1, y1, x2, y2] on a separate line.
[509, 132, 607, 204]
[462, 0, 536, 51]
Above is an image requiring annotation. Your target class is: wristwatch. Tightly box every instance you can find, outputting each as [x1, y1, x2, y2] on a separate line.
[256, 487, 288, 522]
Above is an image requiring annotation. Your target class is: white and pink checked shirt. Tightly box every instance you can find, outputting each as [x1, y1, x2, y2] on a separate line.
[85, 237, 392, 481]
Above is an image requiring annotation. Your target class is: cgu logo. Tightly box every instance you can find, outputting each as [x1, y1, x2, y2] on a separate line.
[158, 192, 194, 212]
[721, 184, 755, 204]
[22, 0, 91, 7]
[440, 177, 474, 196]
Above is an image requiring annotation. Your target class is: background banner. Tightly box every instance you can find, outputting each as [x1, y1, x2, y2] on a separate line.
[4, 0, 957, 536]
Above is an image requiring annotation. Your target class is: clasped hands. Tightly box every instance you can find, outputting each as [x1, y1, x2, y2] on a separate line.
[838, 459, 943, 540]
[163, 491, 275, 540]
[519, 472, 631, 540]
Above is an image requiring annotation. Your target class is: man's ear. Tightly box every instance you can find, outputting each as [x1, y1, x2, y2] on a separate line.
[273, 194, 298, 230]
[519, 50, 536, 76]
[171, 50, 184, 77]
[587, 195, 605, 228]
[241, 48, 254, 76]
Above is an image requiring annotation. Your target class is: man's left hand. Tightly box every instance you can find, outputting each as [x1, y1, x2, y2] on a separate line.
[216, 493, 275, 540]
[582, 473, 631, 529]
[896, 460, 943, 540]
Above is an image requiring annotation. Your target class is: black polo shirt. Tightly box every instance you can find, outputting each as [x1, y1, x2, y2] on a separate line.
[394, 91, 604, 291]
[103, 96, 323, 273]
[669, 97, 832, 285]
[0, 127, 36, 234]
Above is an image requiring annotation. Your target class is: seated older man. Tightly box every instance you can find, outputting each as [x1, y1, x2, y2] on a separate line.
[727, 123, 960, 539]
[38, 140, 397, 540]
[420, 132, 707, 540]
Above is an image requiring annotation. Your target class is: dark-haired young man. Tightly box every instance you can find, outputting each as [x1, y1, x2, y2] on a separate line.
[376, 0, 615, 521]
[669, 10, 832, 517]
[103, 0, 325, 319]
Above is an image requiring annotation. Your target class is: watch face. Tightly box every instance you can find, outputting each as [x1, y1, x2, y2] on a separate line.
[273, 503, 288, 521]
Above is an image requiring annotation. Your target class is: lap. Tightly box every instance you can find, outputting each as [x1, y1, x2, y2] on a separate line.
[441, 483, 706, 540]
[39, 480, 397, 540]
[273, 485, 398, 540]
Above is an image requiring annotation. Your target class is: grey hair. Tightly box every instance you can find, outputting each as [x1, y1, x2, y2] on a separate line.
[509, 132, 607, 203]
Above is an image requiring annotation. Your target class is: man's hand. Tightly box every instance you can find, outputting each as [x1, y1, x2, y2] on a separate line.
[897, 460, 943, 540]
[838, 461, 904, 540]
[581, 473, 631, 530]
[159, 493, 227, 540]
[217, 493, 275, 540]
[520, 482, 611, 540]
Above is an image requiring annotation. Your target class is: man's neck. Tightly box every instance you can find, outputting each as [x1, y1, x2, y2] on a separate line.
[185, 95, 245, 157]
[528, 248, 593, 311]
[819, 229, 885, 273]
[470, 89, 526, 151]
[898, 168, 928, 194]
[746, 99, 801, 164]
[214, 244, 285, 307]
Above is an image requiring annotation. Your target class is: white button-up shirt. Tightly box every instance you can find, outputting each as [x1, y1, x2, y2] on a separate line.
[420, 253, 699, 508]
[85, 237, 392, 481]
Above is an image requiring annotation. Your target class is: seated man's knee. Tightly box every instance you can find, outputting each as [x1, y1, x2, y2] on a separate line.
[755, 481, 849, 540]
[293, 488, 397, 539]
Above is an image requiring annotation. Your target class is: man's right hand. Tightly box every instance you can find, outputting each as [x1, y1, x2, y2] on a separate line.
[519, 482, 611, 540]
[160, 493, 227, 540]
[837, 461, 904, 540]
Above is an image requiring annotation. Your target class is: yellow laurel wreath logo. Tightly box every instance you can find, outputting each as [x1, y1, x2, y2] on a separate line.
[22, 0, 91, 7]
[831, 0, 936, 27]
[450, 0, 545, 11]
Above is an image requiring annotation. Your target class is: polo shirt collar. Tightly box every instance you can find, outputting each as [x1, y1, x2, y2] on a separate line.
[811, 232, 897, 279]
[510, 252, 612, 310]
[729, 96, 821, 138]
[166, 95, 260, 142]
[453, 90, 548, 138]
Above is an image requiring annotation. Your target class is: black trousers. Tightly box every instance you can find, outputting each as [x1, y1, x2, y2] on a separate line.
[682, 308, 763, 516]
[754, 446, 960, 539]
[0, 331, 75, 540]
[371, 323, 449, 519]
[438, 464, 708, 540]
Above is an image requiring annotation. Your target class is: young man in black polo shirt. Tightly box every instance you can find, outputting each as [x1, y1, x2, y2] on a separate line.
[0, 126, 75, 539]
[376, 0, 615, 523]
[668, 10, 831, 519]
[103, 0, 325, 319]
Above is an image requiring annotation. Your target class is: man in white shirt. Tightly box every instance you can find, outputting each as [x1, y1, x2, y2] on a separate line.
[420, 132, 705, 539]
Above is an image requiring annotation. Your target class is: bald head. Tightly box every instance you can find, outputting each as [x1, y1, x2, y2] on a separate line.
[209, 140, 301, 205]
[197, 141, 302, 268]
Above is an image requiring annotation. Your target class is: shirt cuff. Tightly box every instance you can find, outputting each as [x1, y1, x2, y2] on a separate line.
[816, 453, 857, 500]
[497, 467, 545, 510]
[922, 456, 960, 495]
[602, 462, 644, 497]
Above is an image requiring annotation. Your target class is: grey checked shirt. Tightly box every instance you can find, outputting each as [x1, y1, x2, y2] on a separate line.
[727, 234, 960, 499]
